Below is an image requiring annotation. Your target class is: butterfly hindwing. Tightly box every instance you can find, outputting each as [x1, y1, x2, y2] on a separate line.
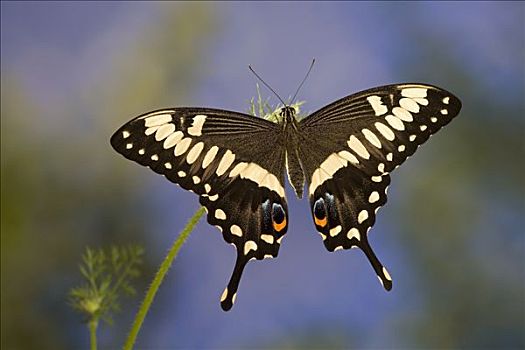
[201, 180, 288, 310]
[298, 84, 461, 289]
[110, 108, 289, 310]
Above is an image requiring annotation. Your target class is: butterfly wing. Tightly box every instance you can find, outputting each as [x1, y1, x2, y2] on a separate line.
[110, 108, 289, 310]
[298, 83, 462, 289]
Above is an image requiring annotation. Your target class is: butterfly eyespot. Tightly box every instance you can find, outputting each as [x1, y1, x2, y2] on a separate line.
[313, 198, 327, 228]
[271, 203, 287, 232]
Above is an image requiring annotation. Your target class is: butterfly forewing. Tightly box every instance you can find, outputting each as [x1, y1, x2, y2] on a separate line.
[298, 84, 461, 289]
[110, 108, 289, 310]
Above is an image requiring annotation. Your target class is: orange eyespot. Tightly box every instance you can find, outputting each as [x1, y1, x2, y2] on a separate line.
[314, 216, 327, 228]
[273, 217, 287, 232]
[313, 197, 328, 228]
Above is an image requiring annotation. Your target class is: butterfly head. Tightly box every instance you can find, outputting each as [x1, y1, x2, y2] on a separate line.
[279, 106, 298, 124]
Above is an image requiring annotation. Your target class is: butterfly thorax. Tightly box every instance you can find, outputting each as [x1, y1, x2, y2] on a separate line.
[280, 106, 306, 199]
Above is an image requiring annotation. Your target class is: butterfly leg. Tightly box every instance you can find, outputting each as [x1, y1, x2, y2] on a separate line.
[359, 236, 393, 291]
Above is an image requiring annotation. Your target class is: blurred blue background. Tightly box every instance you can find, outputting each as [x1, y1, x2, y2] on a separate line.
[2, 2, 524, 349]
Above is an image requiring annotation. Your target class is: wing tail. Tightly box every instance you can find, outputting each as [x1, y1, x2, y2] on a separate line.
[359, 237, 393, 291]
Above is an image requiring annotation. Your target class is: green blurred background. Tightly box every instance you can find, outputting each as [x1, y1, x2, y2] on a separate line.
[1, 2, 524, 349]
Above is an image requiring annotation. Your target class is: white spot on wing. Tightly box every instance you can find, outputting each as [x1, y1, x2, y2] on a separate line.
[155, 123, 175, 141]
[413, 98, 428, 106]
[398, 145, 405, 152]
[138, 149, 145, 155]
[393, 107, 413, 122]
[386, 153, 393, 161]
[409, 135, 417, 142]
[347, 135, 370, 159]
[320, 153, 347, 175]
[215, 209, 226, 220]
[367, 95, 388, 116]
[372, 176, 382, 182]
[192, 176, 200, 184]
[230, 225, 242, 237]
[145, 126, 159, 136]
[338, 151, 359, 165]
[309, 171, 324, 197]
[443, 97, 450, 104]
[174, 137, 192, 156]
[347, 228, 360, 240]
[309, 153, 349, 196]
[163, 131, 184, 149]
[377, 275, 384, 287]
[202, 146, 219, 169]
[144, 113, 172, 127]
[208, 194, 219, 201]
[383, 267, 392, 281]
[204, 184, 211, 193]
[126, 143, 133, 149]
[375, 122, 395, 141]
[220, 288, 228, 302]
[151, 154, 159, 161]
[188, 114, 206, 136]
[216, 150, 235, 176]
[420, 125, 427, 131]
[362, 128, 382, 148]
[385, 115, 405, 131]
[329, 225, 342, 237]
[358, 210, 369, 224]
[164, 162, 172, 169]
[186, 142, 204, 164]
[401, 87, 427, 98]
[441, 109, 448, 115]
[122, 131, 130, 139]
[399, 98, 420, 113]
[239, 162, 285, 197]
[244, 240, 258, 255]
[431, 117, 438, 123]
[369, 191, 380, 203]
[229, 162, 249, 178]
[260, 234, 274, 244]
[177, 171, 186, 177]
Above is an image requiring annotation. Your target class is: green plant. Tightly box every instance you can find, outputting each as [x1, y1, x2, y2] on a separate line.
[69, 245, 144, 350]
[249, 83, 305, 121]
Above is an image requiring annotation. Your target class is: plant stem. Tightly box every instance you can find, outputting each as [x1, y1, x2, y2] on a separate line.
[123, 206, 206, 350]
[88, 319, 98, 350]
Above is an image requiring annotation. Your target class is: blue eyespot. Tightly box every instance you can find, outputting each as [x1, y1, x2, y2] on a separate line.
[272, 203, 285, 224]
[313, 198, 326, 219]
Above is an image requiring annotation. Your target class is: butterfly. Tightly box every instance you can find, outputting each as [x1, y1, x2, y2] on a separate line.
[111, 83, 461, 311]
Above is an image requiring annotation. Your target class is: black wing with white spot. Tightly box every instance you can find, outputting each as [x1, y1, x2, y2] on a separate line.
[298, 84, 461, 289]
[110, 108, 289, 310]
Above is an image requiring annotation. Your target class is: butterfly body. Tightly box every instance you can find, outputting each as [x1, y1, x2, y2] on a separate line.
[111, 83, 461, 311]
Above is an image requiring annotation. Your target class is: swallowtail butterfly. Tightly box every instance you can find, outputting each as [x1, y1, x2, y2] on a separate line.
[111, 83, 461, 311]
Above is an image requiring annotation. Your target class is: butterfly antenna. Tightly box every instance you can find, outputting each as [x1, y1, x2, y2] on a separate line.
[248, 65, 286, 106]
[291, 58, 315, 104]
